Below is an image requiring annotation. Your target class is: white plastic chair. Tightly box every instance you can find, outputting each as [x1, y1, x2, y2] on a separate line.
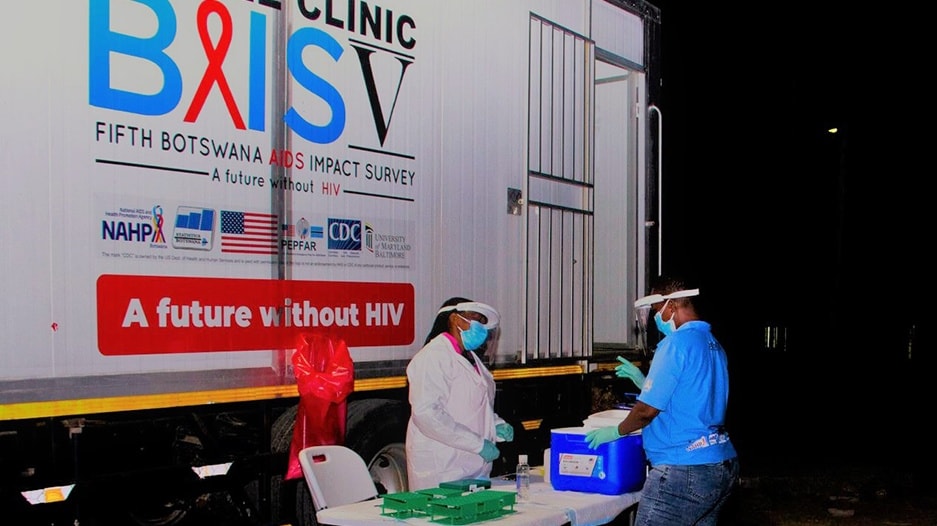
[298, 445, 379, 511]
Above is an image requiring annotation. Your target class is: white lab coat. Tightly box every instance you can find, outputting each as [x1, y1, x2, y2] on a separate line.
[405, 333, 505, 490]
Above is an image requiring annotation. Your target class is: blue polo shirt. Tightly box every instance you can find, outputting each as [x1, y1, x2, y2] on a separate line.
[637, 320, 737, 465]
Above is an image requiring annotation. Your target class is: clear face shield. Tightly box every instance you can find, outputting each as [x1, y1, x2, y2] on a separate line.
[633, 295, 662, 355]
[634, 305, 654, 356]
[478, 326, 500, 363]
[633, 289, 700, 353]
[439, 301, 501, 362]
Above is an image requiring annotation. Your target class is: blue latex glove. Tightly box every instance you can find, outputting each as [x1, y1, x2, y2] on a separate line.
[616, 356, 646, 388]
[496, 422, 514, 442]
[479, 439, 500, 462]
[586, 426, 621, 449]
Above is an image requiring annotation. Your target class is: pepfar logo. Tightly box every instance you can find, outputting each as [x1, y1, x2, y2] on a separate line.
[327, 218, 361, 251]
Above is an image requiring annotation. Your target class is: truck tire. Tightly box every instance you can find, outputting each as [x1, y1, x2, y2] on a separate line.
[269, 399, 410, 526]
[344, 399, 410, 495]
[269, 405, 303, 526]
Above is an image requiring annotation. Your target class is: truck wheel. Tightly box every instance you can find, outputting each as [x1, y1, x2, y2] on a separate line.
[344, 399, 410, 495]
[269, 405, 303, 526]
[269, 399, 410, 526]
[291, 399, 411, 526]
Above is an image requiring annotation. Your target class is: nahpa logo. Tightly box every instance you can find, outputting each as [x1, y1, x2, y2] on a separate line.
[87, 0, 416, 147]
[328, 218, 361, 251]
[102, 205, 167, 246]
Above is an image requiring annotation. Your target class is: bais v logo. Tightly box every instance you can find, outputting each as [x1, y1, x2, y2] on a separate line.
[88, 0, 416, 148]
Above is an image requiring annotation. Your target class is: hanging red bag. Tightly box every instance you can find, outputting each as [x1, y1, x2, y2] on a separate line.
[285, 332, 355, 480]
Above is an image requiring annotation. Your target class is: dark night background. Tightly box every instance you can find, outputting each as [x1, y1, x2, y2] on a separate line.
[645, 1, 932, 481]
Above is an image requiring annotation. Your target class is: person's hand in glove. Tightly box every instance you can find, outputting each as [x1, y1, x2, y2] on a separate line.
[495, 422, 514, 442]
[479, 439, 500, 462]
[586, 426, 621, 449]
[616, 356, 646, 388]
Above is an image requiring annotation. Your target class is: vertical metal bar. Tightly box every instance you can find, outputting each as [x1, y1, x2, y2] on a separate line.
[648, 104, 662, 276]
[525, 18, 532, 365]
[560, 209, 566, 357]
[562, 28, 568, 183]
[585, 39, 595, 359]
[538, 20, 545, 175]
[272, 5, 290, 380]
[537, 208, 544, 359]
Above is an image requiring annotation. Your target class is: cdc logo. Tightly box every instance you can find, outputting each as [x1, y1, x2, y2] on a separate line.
[327, 218, 361, 251]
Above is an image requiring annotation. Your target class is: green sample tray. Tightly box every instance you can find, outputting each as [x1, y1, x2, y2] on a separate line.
[380, 488, 463, 518]
[380, 487, 516, 524]
[426, 490, 517, 524]
[381, 491, 431, 518]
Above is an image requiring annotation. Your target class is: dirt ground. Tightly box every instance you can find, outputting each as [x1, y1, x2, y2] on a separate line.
[720, 462, 937, 526]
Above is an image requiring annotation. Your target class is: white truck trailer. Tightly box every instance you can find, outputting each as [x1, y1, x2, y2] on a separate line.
[0, 0, 662, 524]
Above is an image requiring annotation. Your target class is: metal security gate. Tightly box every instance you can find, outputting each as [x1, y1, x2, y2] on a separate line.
[525, 2, 652, 362]
[525, 14, 594, 361]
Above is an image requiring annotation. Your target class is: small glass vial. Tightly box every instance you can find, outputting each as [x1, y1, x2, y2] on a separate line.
[516, 454, 530, 501]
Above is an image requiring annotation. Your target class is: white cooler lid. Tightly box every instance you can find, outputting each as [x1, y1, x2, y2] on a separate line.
[582, 409, 642, 435]
[551, 425, 641, 436]
[550, 426, 589, 435]
[584, 409, 630, 429]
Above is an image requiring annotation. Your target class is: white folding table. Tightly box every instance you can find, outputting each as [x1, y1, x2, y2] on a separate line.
[315, 475, 640, 526]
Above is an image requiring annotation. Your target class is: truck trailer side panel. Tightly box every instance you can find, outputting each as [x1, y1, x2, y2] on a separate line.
[0, 0, 661, 523]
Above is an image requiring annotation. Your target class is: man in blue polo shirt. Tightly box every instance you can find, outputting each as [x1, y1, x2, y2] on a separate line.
[587, 275, 738, 526]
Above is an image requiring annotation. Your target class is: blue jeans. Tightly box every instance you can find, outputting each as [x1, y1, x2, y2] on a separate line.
[634, 459, 740, 526]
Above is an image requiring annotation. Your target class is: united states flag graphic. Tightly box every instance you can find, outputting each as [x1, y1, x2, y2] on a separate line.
[220, 210, 278, 254]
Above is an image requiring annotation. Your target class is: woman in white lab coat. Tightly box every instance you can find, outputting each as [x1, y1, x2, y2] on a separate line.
[405, 297, 514, 490]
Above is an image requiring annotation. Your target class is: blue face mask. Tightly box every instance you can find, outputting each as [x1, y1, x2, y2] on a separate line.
[457, 314, 489, 351]
[654, 300, 676, 337]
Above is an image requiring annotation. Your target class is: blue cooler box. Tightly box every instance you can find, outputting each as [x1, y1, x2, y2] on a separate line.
[550, 426, 646, 495]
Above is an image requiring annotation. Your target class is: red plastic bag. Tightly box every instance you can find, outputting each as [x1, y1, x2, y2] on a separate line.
[285, 333, 355, 480]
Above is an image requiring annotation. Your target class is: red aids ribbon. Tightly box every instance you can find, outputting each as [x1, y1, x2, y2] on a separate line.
[184, 0, 246, 128]
[152, 206, 166, 243]
[152, 215, 165, 243]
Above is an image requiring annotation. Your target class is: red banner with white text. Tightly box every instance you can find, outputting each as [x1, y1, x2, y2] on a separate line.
[96, 274, 414, 355]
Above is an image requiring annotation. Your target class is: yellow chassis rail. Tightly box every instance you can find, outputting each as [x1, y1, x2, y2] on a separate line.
[0, 365, 584, 422]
